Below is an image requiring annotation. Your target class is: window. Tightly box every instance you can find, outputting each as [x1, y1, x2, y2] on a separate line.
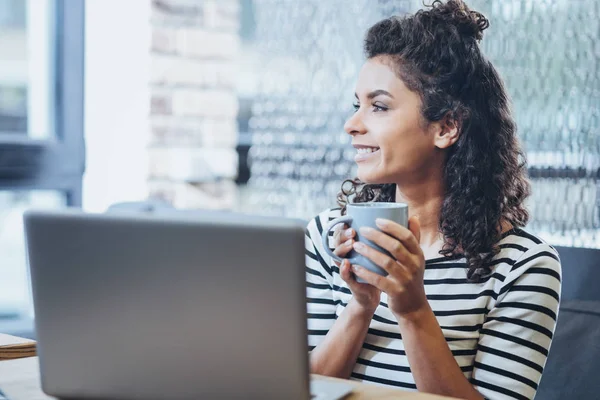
[0, 0, 84, 337]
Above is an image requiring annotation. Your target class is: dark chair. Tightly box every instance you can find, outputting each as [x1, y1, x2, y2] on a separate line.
[554, 246, 600, 302]
[536, 246, 600, 399]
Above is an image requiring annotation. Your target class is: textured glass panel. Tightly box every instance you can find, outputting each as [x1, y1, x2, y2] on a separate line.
[470, 0, 600, 246]
[244, 0, 600, 247]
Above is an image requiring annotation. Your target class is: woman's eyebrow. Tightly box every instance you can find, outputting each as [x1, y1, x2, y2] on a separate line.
[354, 89, 395, 100]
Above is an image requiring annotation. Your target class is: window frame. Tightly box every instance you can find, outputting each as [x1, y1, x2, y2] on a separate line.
[0, 0, 84, 338]
[0, 0, 85, 206]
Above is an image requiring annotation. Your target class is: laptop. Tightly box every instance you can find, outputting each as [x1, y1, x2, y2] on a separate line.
[24, 209, 353, 400]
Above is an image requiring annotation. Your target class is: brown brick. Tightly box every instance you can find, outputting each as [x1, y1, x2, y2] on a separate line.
[150, 117, 238, 148]
[148, 0, 241, 212]
[148, 147, 238, 181]
[151, 55, 202, 86]
[150, 123, 168, 144]
[151, 0, 203, 27]
[152, 28, 178, 54]
[150, 117, 204, 146]
[147, 180, 237, 209]
[150, 92, 172, 115]
[151, 56, 235, 88]
[204, 0, 240, 32]
[177, 29, 239, 59]
[216, 0, 240, 16]
[147, 184, 177, 205]
[213, 62, 236, 88]
[202, 119, 238, 147]
[171, 89, 238, 118]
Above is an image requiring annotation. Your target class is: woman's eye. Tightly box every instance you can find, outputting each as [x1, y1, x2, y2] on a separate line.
[352, 102, 388, 112]
[373, 104, 388, 112]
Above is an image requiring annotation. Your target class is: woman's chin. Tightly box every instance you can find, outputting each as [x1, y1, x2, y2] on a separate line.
[357, 169, 391, 185]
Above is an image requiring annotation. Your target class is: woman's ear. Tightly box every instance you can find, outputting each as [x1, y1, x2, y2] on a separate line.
[432, 113, 460, 149]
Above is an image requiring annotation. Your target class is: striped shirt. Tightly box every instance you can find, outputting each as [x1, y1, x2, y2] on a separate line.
[306, 208, 561, 400]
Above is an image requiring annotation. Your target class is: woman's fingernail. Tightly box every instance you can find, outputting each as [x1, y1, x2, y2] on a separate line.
[352, 265, 361, 272]
[375, 218, 388, 227]
[345, 228, 354, 238]
[345, 238, 353, 246]
[353, 242, 364, 250]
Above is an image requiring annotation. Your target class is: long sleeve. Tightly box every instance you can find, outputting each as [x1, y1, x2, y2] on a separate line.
[305, 210, 338, 351]
[470, 243, 562, 400]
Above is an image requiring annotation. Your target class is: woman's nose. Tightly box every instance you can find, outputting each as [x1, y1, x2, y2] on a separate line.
[344, 110, 367, 136]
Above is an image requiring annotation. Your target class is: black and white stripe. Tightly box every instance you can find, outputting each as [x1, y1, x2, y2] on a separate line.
[306, 208, 561, 400]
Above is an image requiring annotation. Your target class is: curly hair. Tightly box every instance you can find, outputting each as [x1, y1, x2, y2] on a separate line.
[337, 0, 530, 282]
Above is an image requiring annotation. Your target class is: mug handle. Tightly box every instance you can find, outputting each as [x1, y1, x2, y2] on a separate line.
[321, 215, 356, 264]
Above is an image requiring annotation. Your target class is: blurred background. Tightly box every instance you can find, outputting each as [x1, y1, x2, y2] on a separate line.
[0, 0, 598, 337]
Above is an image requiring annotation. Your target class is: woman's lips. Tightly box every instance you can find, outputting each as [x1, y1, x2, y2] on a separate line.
[354, 147, 381, 162]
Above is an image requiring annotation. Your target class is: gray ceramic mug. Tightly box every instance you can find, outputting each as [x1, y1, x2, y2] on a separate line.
[321, 202, 409, 283]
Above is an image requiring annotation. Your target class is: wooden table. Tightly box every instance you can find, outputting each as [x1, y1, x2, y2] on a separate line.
[312, 374, 458, 399]
[0, 335, 456, 400]
[0, 356, 457, 400]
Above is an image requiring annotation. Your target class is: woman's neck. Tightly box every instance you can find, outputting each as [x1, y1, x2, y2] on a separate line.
[394, 181, 444, 252]
[393, 180, 514, 259]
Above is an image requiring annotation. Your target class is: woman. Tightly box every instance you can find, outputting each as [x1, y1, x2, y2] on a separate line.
[304, 1, 561, 399]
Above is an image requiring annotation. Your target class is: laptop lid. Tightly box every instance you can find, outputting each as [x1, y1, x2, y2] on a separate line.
[24, 209, 310, 400]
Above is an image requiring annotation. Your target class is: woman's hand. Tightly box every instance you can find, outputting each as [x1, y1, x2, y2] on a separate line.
[350, 216, 427, 319]
[332, 224, 381, 314]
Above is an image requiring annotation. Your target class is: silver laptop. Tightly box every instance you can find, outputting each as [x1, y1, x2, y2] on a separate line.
[24, 209, 352, 400]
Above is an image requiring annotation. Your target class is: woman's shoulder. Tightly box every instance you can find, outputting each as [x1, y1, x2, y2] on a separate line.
[498, 227, 559, 259]
[495, 227, 561, 282]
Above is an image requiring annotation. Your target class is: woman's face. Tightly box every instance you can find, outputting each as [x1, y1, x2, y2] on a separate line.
[344, 56, 442, 185]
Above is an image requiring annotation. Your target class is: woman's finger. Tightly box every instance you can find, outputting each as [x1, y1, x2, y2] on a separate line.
[332, 224, 344, 244]
[352, 241, 411, 281]
[375, 218, 421, 256]
[333, 225, 355, 246]
[351, 264, 392, 292]
[358, 227, 412, 265]
[333, 238, 354, 259]
[339, 259, 354, 282]
[340, 259, 363, 290]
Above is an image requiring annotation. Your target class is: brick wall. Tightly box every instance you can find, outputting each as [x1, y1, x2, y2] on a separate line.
[147, 0, 240, 209]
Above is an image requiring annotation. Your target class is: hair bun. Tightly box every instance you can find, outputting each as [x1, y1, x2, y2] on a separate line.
[430, 0, 489, 42]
